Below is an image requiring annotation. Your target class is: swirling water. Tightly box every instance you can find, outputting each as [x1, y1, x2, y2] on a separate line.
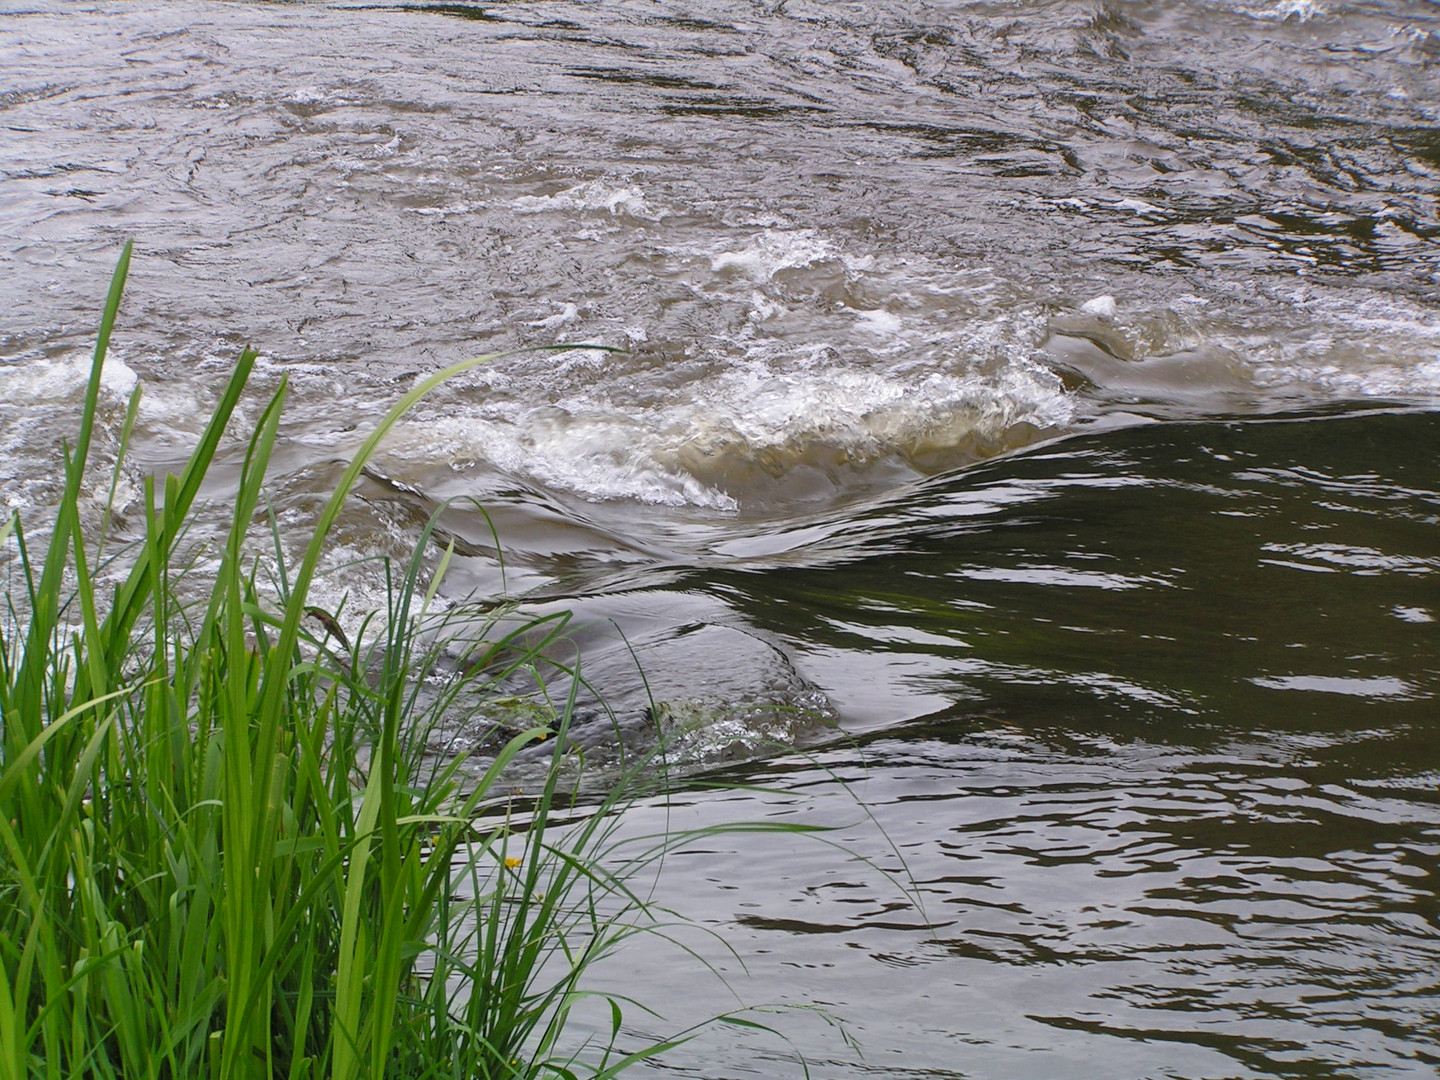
[2, 0, 1438, 1074]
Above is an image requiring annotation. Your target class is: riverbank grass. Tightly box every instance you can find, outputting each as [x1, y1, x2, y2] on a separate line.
[0, 244, 706, 1080]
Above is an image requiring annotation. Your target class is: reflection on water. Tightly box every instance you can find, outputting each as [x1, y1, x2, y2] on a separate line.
[597, 731, 1439, 1079]
[722, 409, 1440, 733]
[2, 0, 1439, 1075]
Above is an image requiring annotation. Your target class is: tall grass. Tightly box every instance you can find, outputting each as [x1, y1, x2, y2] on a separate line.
[0, 245, 770, 1080]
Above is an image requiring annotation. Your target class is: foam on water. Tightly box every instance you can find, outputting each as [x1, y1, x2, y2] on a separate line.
[0, 351, 138, 401]
[705, 229, 844, 281]
[0, 351, 140, 513]
[1247, 0, 1326, 22]
[1041, 282, 1440, 413]
[1210, 291, 1440, 401]
[509, 180, 663, 220]
[378, 353, 1074, 512]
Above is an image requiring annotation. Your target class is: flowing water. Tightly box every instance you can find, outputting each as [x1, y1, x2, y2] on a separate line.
[2, 0, 1438, 1074]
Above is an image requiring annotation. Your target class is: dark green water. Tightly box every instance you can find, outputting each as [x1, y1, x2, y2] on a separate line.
[578, 408, 1439, 1079]
[736, 407, 1438, 742]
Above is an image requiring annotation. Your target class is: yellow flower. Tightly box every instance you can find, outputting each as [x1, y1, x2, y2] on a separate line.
[504, 856, 522, 869]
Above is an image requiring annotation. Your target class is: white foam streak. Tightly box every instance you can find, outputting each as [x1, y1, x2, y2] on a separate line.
[708, 229, 841, 280]
[382, 358, 1073, 511]
[0, 352, 138, 401]
[510, 180, 662, 220]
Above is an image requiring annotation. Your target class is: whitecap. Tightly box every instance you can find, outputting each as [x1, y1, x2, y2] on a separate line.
[708, 229, 840, 281]
[509, 180, 662, 220]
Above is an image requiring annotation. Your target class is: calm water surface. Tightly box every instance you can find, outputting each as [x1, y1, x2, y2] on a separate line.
[2, 0, 1438, 1075]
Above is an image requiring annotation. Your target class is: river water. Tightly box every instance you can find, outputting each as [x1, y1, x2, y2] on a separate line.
[2, 0, 1439, 1075]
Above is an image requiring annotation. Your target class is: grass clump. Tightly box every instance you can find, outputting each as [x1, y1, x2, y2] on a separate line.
[0, 244, 734, 1080]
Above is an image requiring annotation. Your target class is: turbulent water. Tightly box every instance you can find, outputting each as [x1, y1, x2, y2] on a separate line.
[2, 0, 1438, 1075]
